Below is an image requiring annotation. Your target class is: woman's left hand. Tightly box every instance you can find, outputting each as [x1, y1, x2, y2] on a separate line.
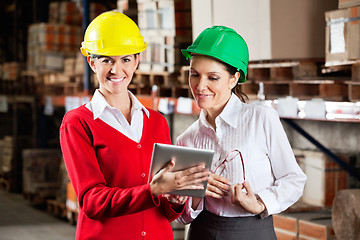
[164, 194, 188, 211]
[164, 194, 188, 205]
[230, 181, 265, 215]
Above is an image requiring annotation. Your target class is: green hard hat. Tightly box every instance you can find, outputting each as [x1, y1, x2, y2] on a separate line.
[182, 26, 249, 83]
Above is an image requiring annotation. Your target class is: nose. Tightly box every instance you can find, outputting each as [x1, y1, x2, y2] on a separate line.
[110, 62, 123, 75]
[196, 76, 208, 91]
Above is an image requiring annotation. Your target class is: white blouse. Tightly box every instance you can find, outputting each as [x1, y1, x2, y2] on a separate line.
[85, 89, 149, 143]
[176, 93, 306, 223]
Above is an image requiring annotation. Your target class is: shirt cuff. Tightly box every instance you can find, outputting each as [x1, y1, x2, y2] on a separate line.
[188, 197, 204, 219]
[256, 191, 278, 218]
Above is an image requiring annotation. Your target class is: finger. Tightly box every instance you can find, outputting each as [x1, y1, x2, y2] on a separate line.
[210, 173, 230, 184]
[157, 159, 176, 177]
[181, 163, 206, 176]
[177, 170, 210, 187]
[205, 188, 224, 199]
[243, 181, 254, 197]
[232, 184, 244, 203]
[208, 176, 230, 192]
[206, 183, 227, 197]
[230, 185, 236, 203]
[176, 183, 205, 191]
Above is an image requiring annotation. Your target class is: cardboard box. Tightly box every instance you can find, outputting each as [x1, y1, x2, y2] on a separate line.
[339, 0, 360, 9]
[297, 150, 350, 207]
[192, 0, 337, 61]
[22, 149, 62, 198]
[299, 218, 336, 240]
[274, 210, 333, 240]
[325, 7, 360, 65]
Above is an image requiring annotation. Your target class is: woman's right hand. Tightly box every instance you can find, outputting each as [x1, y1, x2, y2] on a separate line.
[150, 159, 210, 197]
[205, 172, 231, 199]
[191, 172, 231, 210]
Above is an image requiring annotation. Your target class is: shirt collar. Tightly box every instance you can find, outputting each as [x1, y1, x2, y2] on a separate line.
[90, 89, 149, 120]
[218, 93, 242, 128]
[199, 93, 242, 129]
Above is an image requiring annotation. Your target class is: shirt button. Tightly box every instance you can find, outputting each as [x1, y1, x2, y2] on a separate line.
[141, 231, 146, 237]
[137, 144, 141, 149]
[141, 173, 146, 178]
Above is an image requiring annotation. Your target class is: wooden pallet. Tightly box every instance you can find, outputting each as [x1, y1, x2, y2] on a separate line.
[67, 208, 78, 225]
[47, 199, 67, 219]
[346, 81, 360, 102]
[248, 60, 323, 81]
[23, 192, 47, 205]
[134, 70, 179, 87]
[0, 177, 10, 191]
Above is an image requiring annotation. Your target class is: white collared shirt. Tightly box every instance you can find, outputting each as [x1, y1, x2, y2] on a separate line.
[176, 93, 306, 222]
[85, 89, 149, 143]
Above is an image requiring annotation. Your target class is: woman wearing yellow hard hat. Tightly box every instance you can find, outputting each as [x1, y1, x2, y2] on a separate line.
[175, 26, 307, 239]
[60, 11, 209, 240]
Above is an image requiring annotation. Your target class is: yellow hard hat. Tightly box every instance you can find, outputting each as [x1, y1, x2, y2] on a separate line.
[80, 11, 147, 57]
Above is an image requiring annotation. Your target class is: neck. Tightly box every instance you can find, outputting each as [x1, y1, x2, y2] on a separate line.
[99, 90, 132, 122]
[206, 94, 232, 130]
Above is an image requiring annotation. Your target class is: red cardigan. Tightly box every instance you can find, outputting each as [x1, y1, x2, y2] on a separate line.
[60, 105, 182, 240]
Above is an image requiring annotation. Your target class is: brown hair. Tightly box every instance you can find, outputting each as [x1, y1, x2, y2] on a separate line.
[221, 61, 248, 103]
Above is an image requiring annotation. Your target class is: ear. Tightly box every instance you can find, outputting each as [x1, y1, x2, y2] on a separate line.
[230, 72, 241, 89]
[133, 54, 140, 71]
[87, 56, 96, 73]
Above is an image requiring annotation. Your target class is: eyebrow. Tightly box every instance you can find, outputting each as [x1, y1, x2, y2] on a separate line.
[190, 68, 221, 74]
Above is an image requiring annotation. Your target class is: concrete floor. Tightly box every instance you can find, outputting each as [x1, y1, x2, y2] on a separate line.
[0, 189, 76, 240]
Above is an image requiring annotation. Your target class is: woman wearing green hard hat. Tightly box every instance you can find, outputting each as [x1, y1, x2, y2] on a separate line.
[60, 11, 209, 240]
[175, 26, 307, 239]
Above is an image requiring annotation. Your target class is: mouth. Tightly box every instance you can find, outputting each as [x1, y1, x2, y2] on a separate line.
[107, 77, 125, 84]
[197, 93, 213, 98]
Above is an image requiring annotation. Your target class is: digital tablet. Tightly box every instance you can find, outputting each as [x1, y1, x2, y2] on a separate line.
[148, 143, 214, 197]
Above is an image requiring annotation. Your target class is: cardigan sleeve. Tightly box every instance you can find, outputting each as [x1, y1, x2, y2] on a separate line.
[154, 112, 187, 221]
[60, 111, 161, 220]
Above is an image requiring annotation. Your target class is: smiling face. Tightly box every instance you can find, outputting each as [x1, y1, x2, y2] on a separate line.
[189, 55, 239, 118]
[88, 54, 139, 98]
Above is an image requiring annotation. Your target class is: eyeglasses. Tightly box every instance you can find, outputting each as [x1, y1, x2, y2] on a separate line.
[213, 150, 245, 181]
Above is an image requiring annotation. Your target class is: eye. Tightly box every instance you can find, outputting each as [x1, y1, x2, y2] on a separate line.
[209, 76, 219, 81]
[189, 70, 198, 77]
[100, 58, 113, 64]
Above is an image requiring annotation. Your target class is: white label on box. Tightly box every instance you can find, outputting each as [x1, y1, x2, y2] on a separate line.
[304, 98, 326, 119]
[276, 96, 299, 118]
[176, 97, 193, 114]
[0, 95, 8, 112]
[65, 96, 81, 113]
[330, 19, 346, 54]
[44, 95, 54, 116]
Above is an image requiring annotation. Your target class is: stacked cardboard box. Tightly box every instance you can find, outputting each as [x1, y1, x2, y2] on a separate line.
[137, 0, 192, 73]
[1, 136, 14, 173]
[22, 148, 62, 198]
[325, 5, 360, 65]
[27, 2, 107, 73]
[49, 1, 107, 26]
[274, 210, 335, 240]
[27, 23, 82, 72]
[117, 0, 138, 23]
[1, 62, 25, 81]
[338, 0, 360, 9]
[192, 0, 337, 61]
[294, 149, 355, 208]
